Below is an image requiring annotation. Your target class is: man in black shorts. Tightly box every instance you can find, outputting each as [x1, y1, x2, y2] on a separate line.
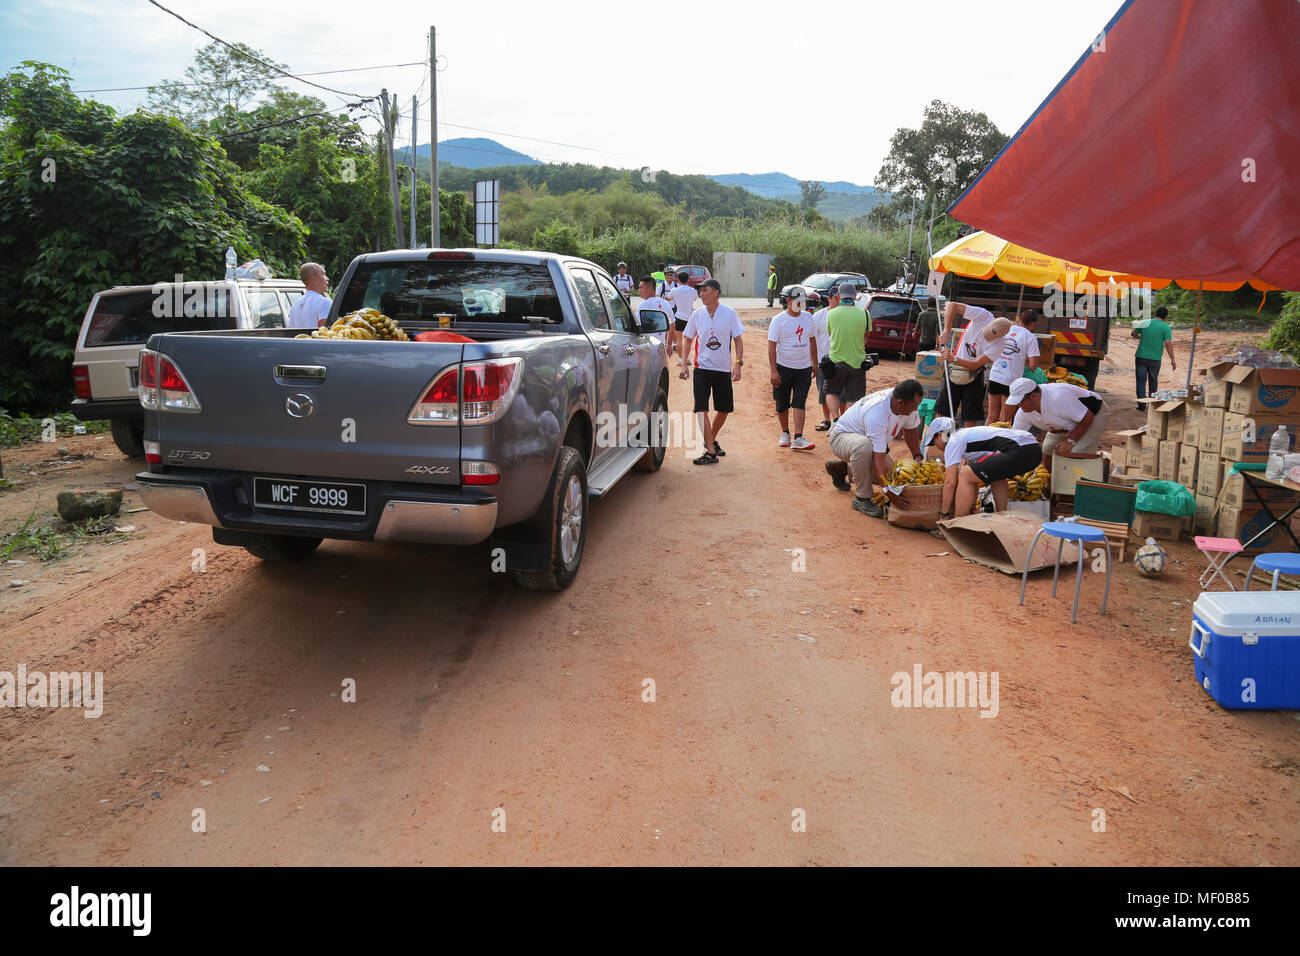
[923, 416, 1043, 517]
[680, 279, 745, 465]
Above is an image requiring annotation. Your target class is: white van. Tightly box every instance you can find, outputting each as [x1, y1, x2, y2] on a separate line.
[70, 277, 307, 456]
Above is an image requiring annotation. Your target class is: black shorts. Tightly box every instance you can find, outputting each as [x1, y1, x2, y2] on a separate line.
[823, 360, 866, 404]
[693, 368, 735, 413]
[815, 365, 828, 403]
[675, 318, 689, 332]
[772, 364, 812, 412]
[968, 440, 1043, 483]
[936, 374, 987, 423]
[987, 379, 1011, 397]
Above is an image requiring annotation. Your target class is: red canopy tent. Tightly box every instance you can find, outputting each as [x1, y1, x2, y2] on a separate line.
[949, 0, 1300, 290]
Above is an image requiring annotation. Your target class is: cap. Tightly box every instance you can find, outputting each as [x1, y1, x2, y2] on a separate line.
[617, 261, 627, 268]
[983, 317, 1012, 341]
[697, 278, 721, 293]
[1006, 378, 1038, 406]
[837, 282, 857, 300]
[769, 264, 776, 270]
[786, 288, 807, 306]
[924, 416, 956, 447]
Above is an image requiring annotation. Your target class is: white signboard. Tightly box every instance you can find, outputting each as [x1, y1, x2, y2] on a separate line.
[474, 179, 500, 247]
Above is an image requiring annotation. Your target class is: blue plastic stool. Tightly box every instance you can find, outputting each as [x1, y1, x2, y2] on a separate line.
[1243, 552, 1300, 591]
[1018, 521, 1112, 624]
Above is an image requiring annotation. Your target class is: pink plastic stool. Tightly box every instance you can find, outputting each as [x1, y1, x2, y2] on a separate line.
[1194, 535, 1243, 590]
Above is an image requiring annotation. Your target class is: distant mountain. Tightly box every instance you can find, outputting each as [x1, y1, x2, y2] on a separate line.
[710, 171, 879, 198]
[400, 137, 541, 169]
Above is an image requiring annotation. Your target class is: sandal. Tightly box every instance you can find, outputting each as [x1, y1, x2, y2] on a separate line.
[814, 419, 832, 431]
[713, 441, 726, 457]
[693, 451, 719, 465]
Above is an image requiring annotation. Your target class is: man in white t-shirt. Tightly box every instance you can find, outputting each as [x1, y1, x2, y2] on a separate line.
[636, 276, 672, 349]
[935, 301, 1000, 426]
[613, 262, 634, 297]
[808, 287, 839, 432]
[680, 279, 744, 465]
[988, 308, 1042, 423]
[287, 262, 332, 328]
[825, 379, 925, 516]
[766, 289, 817, 451]
[1006, 378, 1111, 467]
[923, 416, 1043, 518]
[666, 272, 698, 365]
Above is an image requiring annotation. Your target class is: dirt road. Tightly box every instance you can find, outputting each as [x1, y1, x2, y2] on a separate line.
[1, 316, 1296, 865]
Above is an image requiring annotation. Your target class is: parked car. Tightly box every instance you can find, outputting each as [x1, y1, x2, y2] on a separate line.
[71, 277, 306, 456]
[666, 264, 711, 288]
[779, 272, 873, 311]
[909, 283, 947, 313]
[133, 249, 672, 591]
[859, 291, 924, 357]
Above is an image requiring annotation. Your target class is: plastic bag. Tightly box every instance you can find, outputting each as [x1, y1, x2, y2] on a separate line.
[1135, 479, 1196, 517]
[234, 259, 272, 280]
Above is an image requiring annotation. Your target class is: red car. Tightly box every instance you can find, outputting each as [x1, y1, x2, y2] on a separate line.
[860, 291, 925, 358]
[666, 264, 711, 288]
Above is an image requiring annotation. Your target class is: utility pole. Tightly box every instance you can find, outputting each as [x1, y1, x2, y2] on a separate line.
[380, 88, 402, 248]
[410, 95, 418, 248]
[429, 26, 440, 248]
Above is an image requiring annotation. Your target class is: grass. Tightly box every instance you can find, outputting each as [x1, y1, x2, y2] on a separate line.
[0, 411, 111, 448]
[1, 511, 129, 562]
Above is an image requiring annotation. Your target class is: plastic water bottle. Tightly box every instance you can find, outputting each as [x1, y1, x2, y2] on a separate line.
[1266, 426, 1289, 479]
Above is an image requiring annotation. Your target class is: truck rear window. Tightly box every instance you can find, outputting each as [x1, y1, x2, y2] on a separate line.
[337, 262, 562, 325]
[83, 289, 236, 347]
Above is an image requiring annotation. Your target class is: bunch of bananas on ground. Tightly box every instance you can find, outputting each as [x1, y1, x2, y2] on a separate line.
[1010, 464, 1051, 501]
[886, 458, 945, 486]
[295, 309, 409, 341]
[1045, 365, 1089, 388]
[872, 491, 889, 508]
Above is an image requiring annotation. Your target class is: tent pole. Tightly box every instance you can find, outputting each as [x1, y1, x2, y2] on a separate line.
[1186, 282, 1202, 391]
[1016, 282, 1025, 314]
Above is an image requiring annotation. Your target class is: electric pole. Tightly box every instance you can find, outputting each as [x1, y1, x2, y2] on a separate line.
[410, 95, 418, 248]
[429, 26, 440, 248]
[380, 88, 402, 248]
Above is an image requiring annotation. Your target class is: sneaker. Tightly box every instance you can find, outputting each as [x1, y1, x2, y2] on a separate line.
[713, 441, 726, 457]
[814, 419, 832, 431]
[778, 432, 791, 447]
[851, 495, 884, 518]
[824, 459, 851, 491]
[791, 435, 815, 451]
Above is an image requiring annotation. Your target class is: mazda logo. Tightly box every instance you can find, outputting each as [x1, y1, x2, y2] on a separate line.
[285, 393, 315, 418]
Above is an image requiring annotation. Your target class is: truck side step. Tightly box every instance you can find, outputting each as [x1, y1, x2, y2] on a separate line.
[586, 447, 647, 498]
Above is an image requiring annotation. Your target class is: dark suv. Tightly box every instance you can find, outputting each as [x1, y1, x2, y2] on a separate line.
[779, 272, 873, 310]
[861, 291, 924, 357]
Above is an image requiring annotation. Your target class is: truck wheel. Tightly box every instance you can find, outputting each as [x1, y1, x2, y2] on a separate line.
[511, 446, 587, 591]
[242, 534, 322, 562]
[633, 388, 669, 472]
[1082, 357, 1101, 390]
[110, 418, 145, 458]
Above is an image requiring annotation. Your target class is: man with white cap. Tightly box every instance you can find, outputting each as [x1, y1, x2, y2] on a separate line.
[1005, 378, 1111, 467]
[766, 287, 817, 450]
[939, 312, 1011, 427]
[825, 379, 925, 516]
[923, 416, 1043, 519]
[614, 261, 634, 297]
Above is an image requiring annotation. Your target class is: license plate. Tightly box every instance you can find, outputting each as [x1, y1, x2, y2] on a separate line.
[888, 329, 900, 337]
[254, 477, 366, 516]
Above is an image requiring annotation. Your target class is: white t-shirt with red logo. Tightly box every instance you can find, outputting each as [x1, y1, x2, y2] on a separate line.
[989, 326, 1041, 385]
[684, 304, 745, 373]
[767, 310, 813, 369]
[832, 386, 921, 453]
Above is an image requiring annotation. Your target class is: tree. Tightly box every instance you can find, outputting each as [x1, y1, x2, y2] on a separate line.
[873, 100, 1007, 227]
[0, 63, 305, 411]
[799, 180, 827, 209]
[146, 41, 289, 125]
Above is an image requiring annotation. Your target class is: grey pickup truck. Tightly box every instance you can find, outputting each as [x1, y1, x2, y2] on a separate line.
[135, 249, 672, 590]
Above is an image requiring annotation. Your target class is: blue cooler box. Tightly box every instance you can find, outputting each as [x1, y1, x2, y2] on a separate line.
[1190, 592, 1300, 709]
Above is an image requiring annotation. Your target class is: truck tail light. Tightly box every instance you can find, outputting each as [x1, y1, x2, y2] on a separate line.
[461, 358, 522, 424]
[408, 366, 460, 424]
[72, 364, 91, 400]
[144, 440, 161, 464]
[462, 461, 500, 485]
[139, 349, 201, 412]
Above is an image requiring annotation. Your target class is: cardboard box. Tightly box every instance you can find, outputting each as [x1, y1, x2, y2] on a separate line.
[915, 351, 944, 401]
[1196, 451, 1224, 497]
[1208, 362, 1300, 416]
[1050, 454, 1107, 496]
[1218, 412, 1300, 463]
[1194, 494, 1219, 535]
[1157, 440, 1179, 481]
[1161, 400, 1188, 442]
[1217, 505, 1295, 551]
[1198, 406, 1225, 454]
[1202, 369, 1232, 408]
[1182, 401, 1202, 447]
[1133, 510, 1181, 541]
[938, 511, 1081, 575]
[1177, 443, 1199, 487]
[1141, 436, 1160, 476]
[1034, 333, 1055, 365]
[887, 483, 944, 531]
[1143, 399, 1167, 439]
[1215, 470, 1300, 510]
[1113, 428, 1145, 473]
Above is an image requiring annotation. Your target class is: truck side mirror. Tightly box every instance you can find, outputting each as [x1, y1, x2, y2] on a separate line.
[638, 309, 669, 334]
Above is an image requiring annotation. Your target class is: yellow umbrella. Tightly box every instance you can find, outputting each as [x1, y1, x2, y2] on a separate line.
[928, 231, 1095, 288]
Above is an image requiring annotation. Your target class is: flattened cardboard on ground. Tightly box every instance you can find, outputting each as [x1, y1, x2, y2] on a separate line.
[938, 511, 1081, 575]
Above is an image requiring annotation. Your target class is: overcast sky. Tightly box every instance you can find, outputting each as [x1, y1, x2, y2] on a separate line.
[2, 0, 1124, 186]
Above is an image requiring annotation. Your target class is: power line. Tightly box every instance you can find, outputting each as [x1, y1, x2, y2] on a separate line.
[143, 0, 364, 100]
[73, 61, 424, 94]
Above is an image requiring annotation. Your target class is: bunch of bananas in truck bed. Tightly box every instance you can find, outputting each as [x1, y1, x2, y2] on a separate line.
[1010, 464, 1051, 500]
[296, 309, 409, 341]
[1045, 365, 1089, 388]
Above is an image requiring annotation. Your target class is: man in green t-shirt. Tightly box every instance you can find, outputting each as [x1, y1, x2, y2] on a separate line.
[822, 282, 872, 419]
[1132, 306, 1176, 408]
[916, 297, 940, 352]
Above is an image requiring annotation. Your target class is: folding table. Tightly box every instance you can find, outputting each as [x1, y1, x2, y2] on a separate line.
[1222, 470, 1300, 568]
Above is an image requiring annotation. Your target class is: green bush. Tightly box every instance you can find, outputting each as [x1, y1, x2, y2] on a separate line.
[1263, 292, 1300, 361]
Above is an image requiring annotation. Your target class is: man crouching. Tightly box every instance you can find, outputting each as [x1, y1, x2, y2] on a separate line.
[922, 416, 1044, 520]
